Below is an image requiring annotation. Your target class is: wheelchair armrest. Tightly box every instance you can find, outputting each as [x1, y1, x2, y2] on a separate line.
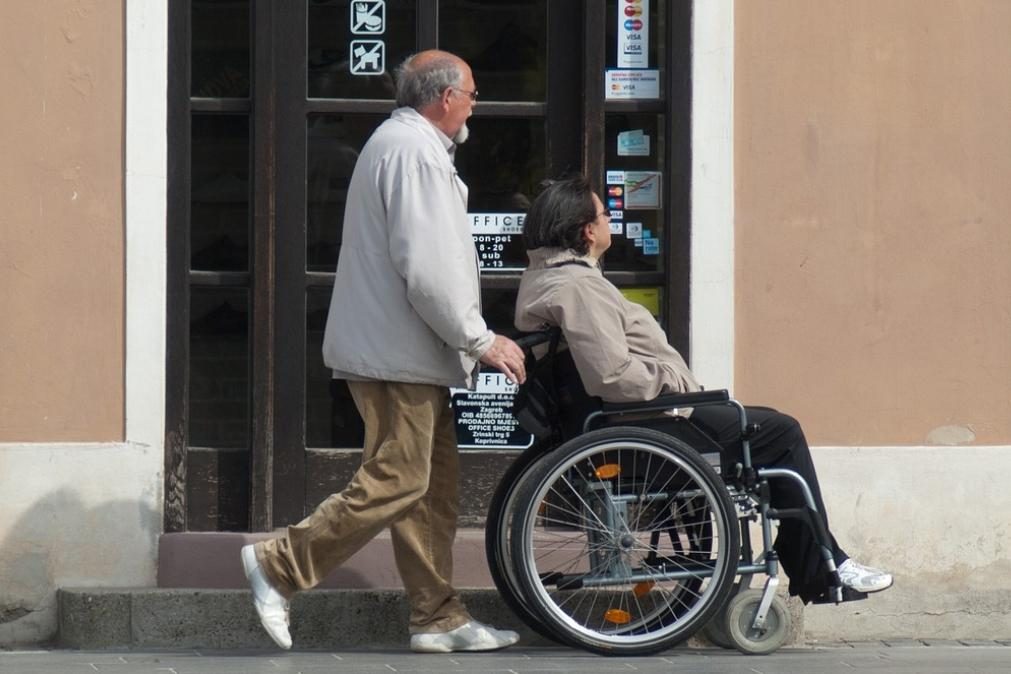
[599, 389, 730, 416]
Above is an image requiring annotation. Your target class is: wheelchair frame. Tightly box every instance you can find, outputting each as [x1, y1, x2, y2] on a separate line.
[485, 330, 854, 656]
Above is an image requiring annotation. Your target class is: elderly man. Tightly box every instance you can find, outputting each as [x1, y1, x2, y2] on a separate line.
[241, 50, 526, 654]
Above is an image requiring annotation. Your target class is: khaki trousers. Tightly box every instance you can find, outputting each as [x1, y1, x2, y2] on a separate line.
[256, 380, 471, 633]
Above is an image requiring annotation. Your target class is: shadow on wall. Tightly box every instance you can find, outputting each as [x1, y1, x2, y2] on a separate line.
[0, 488, 159, 646]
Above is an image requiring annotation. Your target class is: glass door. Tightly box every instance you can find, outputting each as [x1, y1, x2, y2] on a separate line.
[166, 0, 690, 532]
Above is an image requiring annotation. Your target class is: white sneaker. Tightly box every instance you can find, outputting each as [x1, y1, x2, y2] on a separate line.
[241, 544, 292, 649]
[838, 558, 894, 593]
[410, 620, 520, 653]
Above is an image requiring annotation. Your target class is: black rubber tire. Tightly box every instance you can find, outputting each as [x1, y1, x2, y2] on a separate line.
[484, 440, 566, 644]
[699, 582, 743, 649]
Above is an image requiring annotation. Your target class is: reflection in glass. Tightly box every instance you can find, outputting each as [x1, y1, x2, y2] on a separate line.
[191, 114, 250, 271]
[192, 0, 250, 98]
[603, 113, 665, 272]
[189, 289, 249, 448]
[606, 0, 665, 98]
[306, 114, 387, 272]
[481, 288, 519, 336]
[306, 288, 365, 448]
[456, 117, 546, 271]
[439, 0, 547, 101]
[307, 0, 415, 99]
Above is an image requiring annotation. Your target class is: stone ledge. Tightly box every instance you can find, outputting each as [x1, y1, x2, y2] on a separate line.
[58, 588, 804, 651]
[57, 588, 553, 650]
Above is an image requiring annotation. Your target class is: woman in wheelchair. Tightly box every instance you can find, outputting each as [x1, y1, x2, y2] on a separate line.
[513, 176, 892, 604]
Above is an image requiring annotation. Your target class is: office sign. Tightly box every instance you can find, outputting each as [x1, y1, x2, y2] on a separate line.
[452, 372, 535, 450]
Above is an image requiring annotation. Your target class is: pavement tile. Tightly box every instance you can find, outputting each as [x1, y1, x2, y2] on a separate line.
[3, 645, 1011, 674]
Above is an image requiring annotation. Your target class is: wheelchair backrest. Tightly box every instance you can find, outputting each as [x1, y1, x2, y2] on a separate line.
[512, 329, 601, 441]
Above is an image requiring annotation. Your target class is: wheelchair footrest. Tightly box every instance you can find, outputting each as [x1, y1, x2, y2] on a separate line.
[809, 585, 868, 605]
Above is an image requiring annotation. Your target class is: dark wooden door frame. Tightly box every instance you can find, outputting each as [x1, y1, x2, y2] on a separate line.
[164, 0, 190, 533]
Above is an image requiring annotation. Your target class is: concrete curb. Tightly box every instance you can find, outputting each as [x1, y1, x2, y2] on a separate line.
[58, 588, 805, 651]
[58, 589, 555, 650]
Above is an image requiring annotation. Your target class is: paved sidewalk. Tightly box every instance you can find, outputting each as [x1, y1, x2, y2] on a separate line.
[1, 643, 1010, 674]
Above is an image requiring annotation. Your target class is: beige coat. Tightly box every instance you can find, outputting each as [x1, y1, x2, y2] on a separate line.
[514, 247, 700, 403]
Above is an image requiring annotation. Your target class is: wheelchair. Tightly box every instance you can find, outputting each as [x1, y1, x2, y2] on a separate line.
[485, 330, 858, 656]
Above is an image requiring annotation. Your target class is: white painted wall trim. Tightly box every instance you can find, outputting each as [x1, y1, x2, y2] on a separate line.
[690, 0, 735, 391]
[0, 2, 169, 646]
[0, 441, 163, 644]
[806, 445, 1011, 641]
[125, 0, 168, 451]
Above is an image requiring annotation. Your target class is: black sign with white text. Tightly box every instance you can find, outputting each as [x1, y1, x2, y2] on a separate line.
[451, 371, 535, 450]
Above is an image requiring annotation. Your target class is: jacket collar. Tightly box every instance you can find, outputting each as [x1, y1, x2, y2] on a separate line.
[391, 107, 455, 155]
[525, 247, 600, 271]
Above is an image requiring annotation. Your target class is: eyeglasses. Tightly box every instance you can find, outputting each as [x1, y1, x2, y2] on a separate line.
[452, 87, 479, 102]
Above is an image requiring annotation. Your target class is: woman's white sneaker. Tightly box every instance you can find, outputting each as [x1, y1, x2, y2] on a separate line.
[838, 559, 893, 593]
[410, 620, 520, 653]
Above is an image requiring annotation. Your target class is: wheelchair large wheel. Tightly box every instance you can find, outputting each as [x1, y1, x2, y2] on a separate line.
[484, 440, 566, 644]
[509, 427, 740, 655]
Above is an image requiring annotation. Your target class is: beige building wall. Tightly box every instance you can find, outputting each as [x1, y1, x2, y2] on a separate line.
[0, 2, 164, 646]
[734, 0, 1011, 446]
[0, 1, 125, 442]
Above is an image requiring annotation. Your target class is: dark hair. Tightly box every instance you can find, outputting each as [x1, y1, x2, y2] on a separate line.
[522, 177, 597, 255]
[395, 53, 463, 109]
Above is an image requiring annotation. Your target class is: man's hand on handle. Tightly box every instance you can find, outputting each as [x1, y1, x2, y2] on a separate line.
[479, 334, 527, 385]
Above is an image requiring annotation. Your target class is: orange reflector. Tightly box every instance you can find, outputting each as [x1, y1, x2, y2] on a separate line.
[633, 581, 655, 597]
[595, 464, 621, 479]
[604, 609, 632, 624]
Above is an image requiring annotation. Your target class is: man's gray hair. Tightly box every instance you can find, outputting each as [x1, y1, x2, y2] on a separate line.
[395, 53, 464, 109]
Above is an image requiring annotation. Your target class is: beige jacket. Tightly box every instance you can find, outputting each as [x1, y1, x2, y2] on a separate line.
[514, 248, 701, 403]
[322, 108, 494, 388]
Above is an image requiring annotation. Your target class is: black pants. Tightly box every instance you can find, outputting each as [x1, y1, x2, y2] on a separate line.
[647, 406, 848, 602]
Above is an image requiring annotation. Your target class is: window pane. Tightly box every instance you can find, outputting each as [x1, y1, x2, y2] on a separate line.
[481, 287, 519, 335]
[619, 286, 663, 322]
[603, 112, 664, 272]
[306, 288, 365, 448]
[189, 289, 249, 448]
[307, 113, 388, 272]
[456, 117, 546, 271]
[307, 0, 417, 99]
[191, 114, 250, 271]
[439, 0, 547, 102]
[606, 0, 665, 98]
[191, 0, 250, 98]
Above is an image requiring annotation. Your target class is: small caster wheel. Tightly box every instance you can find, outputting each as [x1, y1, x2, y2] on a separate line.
[725, 588, 791, 655]
[700, 612, 734, 649]
[699, 582, 744, 649]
